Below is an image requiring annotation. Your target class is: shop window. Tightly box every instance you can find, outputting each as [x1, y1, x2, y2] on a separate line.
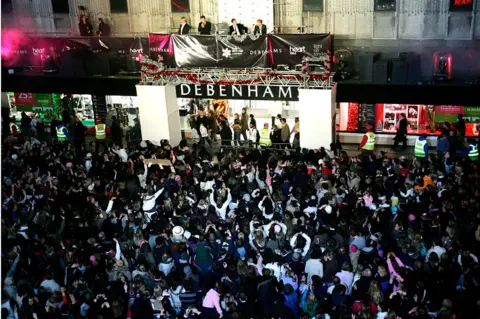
[110, 0, 128, 14]
[51, 0, 70, 14]
[171, 0, 190, 13]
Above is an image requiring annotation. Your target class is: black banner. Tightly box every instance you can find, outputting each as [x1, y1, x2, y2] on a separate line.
[173, 35, 217, 68]
[268, 34, 331, 67]
[449, 0, 473, 11]
[176, 84, 299, 101]
[358, 103, 376, 133]
[217, 35, 268, 68]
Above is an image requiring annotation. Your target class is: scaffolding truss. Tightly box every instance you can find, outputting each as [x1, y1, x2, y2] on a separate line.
[141, 68, 335, 89]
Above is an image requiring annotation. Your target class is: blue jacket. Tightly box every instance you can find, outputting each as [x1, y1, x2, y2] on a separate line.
[437, 138, 450, 153]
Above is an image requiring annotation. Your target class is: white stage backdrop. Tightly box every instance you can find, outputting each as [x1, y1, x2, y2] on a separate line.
[217, 0, 274, 34]
[135, 85, 182, 146]
[298, 89, 334, 150]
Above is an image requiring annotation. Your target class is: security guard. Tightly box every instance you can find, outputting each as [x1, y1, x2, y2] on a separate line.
[414, 134, 428, 158]
[359, 124, 375, 152]
[9, 120, 22, 138]
[259, 123, 272, 148]
[56, 124, 72, 142]
[467, 139, 478, 161]
[86, 119, 110, 151]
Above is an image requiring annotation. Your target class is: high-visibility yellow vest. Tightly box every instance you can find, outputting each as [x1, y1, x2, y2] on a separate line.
[56, 126, 68, 141]
[259, 128, 272, 147]
[10, 123, 21, 134]
[362, 132, 375, 151]
[414, 138, 427, 157]
[468, 143, 478, 160]
[95, 124, 106, 140]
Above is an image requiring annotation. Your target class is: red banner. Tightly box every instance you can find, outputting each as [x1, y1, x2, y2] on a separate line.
[148, 34, 175, 67]
[435, 105, 466, 114]
[14, 92, 35, 105]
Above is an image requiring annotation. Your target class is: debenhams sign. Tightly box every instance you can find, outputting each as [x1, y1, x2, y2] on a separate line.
[176, 84, 299, 101]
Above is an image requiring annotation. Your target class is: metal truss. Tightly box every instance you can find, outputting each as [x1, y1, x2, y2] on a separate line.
[141, 68, 335, 89]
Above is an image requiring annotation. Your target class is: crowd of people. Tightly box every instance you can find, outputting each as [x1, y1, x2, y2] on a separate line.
[188, 107, 300, 150]
[2, 111, 480, 319]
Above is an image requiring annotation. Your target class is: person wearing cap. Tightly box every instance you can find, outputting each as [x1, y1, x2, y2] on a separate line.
[55, 123, 72, 143]
[86, 119, 110, 151]
[359, 124, 375, 152]
[414, 134, 428, 158]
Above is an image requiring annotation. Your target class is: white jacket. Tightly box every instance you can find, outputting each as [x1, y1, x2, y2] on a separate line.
[305, 258, 323, 284]
[248, 128, 258, 142]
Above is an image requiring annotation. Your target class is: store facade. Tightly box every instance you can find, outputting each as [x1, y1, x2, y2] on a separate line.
[335, 83, 480, 146]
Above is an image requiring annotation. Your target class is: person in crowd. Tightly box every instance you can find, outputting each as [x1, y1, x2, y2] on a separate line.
[232, 113, 242, 147]
[229, 19, 247, 35]
[1, 114, 479, 319]
[9, 117, 21, 138]
[259, 122, 272, 149]
[110, 116, 123, 146]
[248, 122, 259, 148]
[359, 124, 375, 153]
[86, 119, 111, 151]
[240, 107, 249, 145]
[291, 117, 300, 149]
[73, 116, 86, 155]
[79, 15, 93, 36]
[249, 114, 256, 128]
[280, 118, 290, 149]
[97, 18, 110, 36]
[218, 115, 232, 147]
[20, 112, 32, 142]
[436, 133, 450, 161]
[392, 113, 407, 150]
[179, 17, 191, 35]
[414, 134, 428, 158]
[253, 19, 267, 36]
[457, 114, 466, 137]
[198, 15, 211, 35]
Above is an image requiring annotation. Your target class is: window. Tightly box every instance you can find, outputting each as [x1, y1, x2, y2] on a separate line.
[51, 0, 70, 14]
[110, 0, 129, 13]
[2, 0, 13, 14]
[303, 0, 323, 12]
[374, 0, 396, 12]
[171, 0, 190, 13]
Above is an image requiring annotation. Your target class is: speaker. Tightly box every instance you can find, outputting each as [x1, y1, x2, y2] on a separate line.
[391, 59, 407, 84]
[399, 52, 421, 83]
[85, 53, 110, 76]
[59, 51, 86, 77]
[373, 60, 388, 84]
[359, 53, 380, 83]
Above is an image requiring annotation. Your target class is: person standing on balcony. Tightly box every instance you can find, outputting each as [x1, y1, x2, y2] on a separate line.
[79, 15, 93, 36]
[178, 17, 191, 35]
[198, 16, 212, 35]
[97, 18, 111, 36]
[280, 118, 290, 149]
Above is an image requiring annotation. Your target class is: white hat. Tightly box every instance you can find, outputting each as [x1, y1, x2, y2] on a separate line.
[140, 141, 147, 148]
[399, 156, 406, 161]
[11, 154, 18, 160]
[88, 183, 95, 191]
[274, 225, 282, 233]
[86, 153, 92, 158]
[172, 226, 184, 237]
[378, 196, 386, 201]
[318, 159, 324, 165]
